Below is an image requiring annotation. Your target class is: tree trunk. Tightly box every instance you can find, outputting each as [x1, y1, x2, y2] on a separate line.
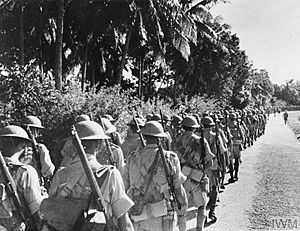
[116, 12, 137, 85]
[54, 0, 65, 91]
[81, 42, 88, 91]
[138, 55, 144, 99]
[19, 0, 24, 66]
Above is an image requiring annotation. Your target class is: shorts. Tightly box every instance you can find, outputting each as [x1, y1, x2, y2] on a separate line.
[183, 177, 208, 208]
[232, 144, 241, 159]
[206, 169, 219, 189]
[133, 215, 176, 231]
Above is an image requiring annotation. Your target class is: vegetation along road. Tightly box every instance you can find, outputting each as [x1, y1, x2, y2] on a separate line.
[182, 113, 300, 231]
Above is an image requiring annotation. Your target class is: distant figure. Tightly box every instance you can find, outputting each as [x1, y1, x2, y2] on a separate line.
[283, 110, 288, 124]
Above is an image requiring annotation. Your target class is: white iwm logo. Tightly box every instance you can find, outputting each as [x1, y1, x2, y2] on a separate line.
[271, 217, 298, 230]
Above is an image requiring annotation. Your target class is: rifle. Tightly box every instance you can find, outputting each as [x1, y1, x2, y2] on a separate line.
[0, 151, 38, 231]
[159, 110, 170, 150]
[157, 139, 181, 210]
[24, 126, 47, 188]
[71, 126, 114, 230]
[99, 118, 116, 166]
[199, 124, 206, 173]
[133, 116, 146, 147]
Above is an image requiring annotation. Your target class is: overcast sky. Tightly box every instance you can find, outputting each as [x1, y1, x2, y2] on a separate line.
[211, 0, 300, 85]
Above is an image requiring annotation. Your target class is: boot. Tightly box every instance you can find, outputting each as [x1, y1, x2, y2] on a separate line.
[208, 210, 217, 223]
[234, 171, 239, 180]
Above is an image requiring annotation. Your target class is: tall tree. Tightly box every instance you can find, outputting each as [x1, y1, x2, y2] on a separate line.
[54, 0, 64, 90]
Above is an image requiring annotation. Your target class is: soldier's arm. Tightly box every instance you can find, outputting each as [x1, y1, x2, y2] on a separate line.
[37, 143, 55, 177]
[171, 152, 188, 214]
[203, 139, 214, 169]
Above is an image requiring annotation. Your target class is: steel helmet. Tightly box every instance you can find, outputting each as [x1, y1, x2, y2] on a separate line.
[0, 125, 32, 142]
[21, 116, 44, 129]
[75, 114, 90, 124]
[127, 118, 145, 127]
[75, 121, 109, 140]
[171, 115, 182, 126]
[162, 114, 170, 121]
[181, 116, 200, 128]
[145, 114, 153, 121]
[229, 113, 237, 119]
[140, 121, 167, 137]
[103, 114, 115, 122]
[100, 117, 116, 134]
[150, 114, 161, 122]
[201, 116, 215, 126]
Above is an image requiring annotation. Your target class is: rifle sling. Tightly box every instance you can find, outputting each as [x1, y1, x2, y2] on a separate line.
[140, 151, 160, 196]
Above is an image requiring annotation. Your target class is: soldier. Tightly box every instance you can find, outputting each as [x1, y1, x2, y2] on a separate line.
[97, 117, 125, 174]
[20, 116, 55, 182]
[213, 114, 228, 189]
[41, 121, 134, 231]
[103, 114, 123, 146]
[228, 113, 244, 181]
[59, 114, 91, 168]
[173, 116, 214, 231]
[201, 116, 226, 223]
[168, 115, 182, 146]
[0, 125, 43, 230]
[121, 117, 145, 160]
[124, 121, 187, 231]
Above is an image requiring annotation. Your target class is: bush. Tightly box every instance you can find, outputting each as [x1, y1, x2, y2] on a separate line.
[0, 63, 219, 166]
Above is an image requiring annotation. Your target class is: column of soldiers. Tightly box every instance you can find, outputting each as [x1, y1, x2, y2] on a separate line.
[0, 108, 268, 231]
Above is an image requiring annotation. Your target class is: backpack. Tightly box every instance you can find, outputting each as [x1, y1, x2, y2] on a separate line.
[40, 166, 110, 231]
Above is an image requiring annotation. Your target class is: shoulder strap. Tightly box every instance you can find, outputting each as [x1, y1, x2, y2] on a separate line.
[140, 151, 160, 195]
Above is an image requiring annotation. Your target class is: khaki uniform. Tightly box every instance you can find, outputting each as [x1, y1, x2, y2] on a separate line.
[123, 144, 186, 231]
[173, 131, 214, 208]
[0, 157, 43, 231]
[21, 143, 55, 178]
[204, 131, 226, 188]
[45, 155, 134, 231]
[121, 133, 143, 160]
[228, 123, 244, 159]
[96, 142, 126, 175]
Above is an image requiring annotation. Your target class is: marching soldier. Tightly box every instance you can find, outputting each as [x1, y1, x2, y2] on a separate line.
[103, 114, 123, 146]
[0, 125, 43, 230]
[40, 121, 134, 231]
[20, 116, 55, 179]
[121, 117, 145, 160]
[97, 117, 125, 174]
[201, 116, 227, 223]
[124, 121, 188, 231]
[173, 116, 214, 231]
[59, 114, 91, 168]
[228, 113, 244, 180]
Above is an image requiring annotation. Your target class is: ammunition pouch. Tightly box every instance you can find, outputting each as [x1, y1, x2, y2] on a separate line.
[130, 199, 169, 222]
[128, 194, 145, 216]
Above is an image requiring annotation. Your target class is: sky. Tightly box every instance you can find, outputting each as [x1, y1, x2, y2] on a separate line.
[211, 0, 300, 85]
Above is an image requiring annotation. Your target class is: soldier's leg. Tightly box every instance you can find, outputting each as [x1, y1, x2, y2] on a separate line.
[177, 215, 186, 231]
[228, 160, 235, 183]
[234, 157, 240, 180]
[196, 206, 206, 231]
[162, 213, 175, 231]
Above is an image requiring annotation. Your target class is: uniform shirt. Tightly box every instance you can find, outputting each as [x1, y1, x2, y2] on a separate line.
[0, 156, 43, 231]
[203, 131, 227, 170]
[228, 122, 244, 142]
[121, 133, 143, 160]
[96, 142, 126, 175]
[49, 155, 133, 220]
[173, 131, 214, 169]
[21, 143, 55, 178]
[123, 144, 186, 204]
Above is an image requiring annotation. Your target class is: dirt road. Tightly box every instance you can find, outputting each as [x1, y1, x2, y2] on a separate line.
[185, 114, 300, 231]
